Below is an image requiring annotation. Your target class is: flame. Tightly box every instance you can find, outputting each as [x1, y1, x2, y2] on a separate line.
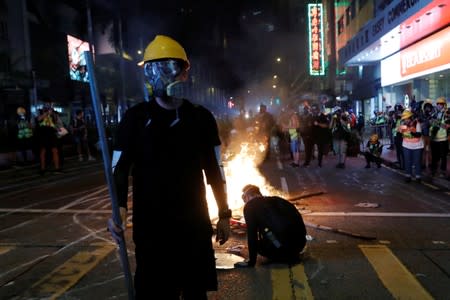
[206, 132, 287, 219]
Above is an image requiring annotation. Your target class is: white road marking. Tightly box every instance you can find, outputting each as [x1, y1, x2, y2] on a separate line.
[280, 177, 288, 193]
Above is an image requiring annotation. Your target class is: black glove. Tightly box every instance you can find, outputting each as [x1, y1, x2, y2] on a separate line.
[216, 218, 230, 245]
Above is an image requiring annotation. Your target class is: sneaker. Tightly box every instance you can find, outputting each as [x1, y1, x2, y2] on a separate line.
[78, 156, 84, 162]
[88, 156, 96, 161]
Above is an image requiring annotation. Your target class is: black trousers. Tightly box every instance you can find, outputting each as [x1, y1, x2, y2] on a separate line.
[364, 152, 381, 166]
[430, 140, 449, 173]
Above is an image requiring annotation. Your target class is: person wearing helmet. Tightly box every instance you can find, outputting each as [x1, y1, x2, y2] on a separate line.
[417, 99, 435, 169]
[15, 107, 34, 165]
[393, 104, 405, 169]
[399, 109, 424, 183]
[429, 97, 449, 177]
[234, 184, 307, 268]
[363, 133, 382, 168]
[36, 101, 63, 174]
[112, 35, 231, 299]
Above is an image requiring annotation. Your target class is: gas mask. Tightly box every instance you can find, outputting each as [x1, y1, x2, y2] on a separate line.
[143, 59, 187, 98]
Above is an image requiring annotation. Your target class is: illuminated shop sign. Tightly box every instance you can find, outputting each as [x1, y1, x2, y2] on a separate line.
[339, 0, 431, 64]
[400, 1, 450, 49]
[67, 35, 91, 83]
[381, 26, 450, 86]
[308, 3, 325, 76]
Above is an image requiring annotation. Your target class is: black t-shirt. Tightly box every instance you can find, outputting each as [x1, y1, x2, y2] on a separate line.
[114, 99, 222, 240]
[312, 113, 330, 143]
[244, 196, 307, 264]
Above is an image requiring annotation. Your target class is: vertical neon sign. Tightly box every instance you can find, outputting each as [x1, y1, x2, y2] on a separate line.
[308, 3, 324, 76]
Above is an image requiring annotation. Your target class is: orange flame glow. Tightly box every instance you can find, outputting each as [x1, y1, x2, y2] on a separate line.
[206, 135, 286, 219]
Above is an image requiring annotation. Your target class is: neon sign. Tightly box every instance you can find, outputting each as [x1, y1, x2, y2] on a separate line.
[308, 3, 325, 76]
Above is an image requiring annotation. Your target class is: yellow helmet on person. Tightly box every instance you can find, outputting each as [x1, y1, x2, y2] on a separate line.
[436, 97, 447, 106]
[401, 109, 413, 120]
[17, 106, 26, 116]
[139, 35, 189, 69]
[369, 134, 379, 142]
[140, 35, 191, 98]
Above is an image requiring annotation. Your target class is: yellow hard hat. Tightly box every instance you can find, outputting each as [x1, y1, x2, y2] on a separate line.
[436, 97, 447, 105]
[401, 110, 413, 120]
[139, 35, 189, 68]
[17, 106, 26, 115]
[370, 134, 379, 142]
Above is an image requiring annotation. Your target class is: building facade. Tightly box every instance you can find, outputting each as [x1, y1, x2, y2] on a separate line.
[336, 0, 449, 121]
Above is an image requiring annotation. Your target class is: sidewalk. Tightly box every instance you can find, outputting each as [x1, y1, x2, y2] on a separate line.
[362, 139, 450, 190]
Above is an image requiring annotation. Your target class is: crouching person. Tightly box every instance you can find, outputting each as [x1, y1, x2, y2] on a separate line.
[364, 134, 383, 168]
[235, 184, 307, 268]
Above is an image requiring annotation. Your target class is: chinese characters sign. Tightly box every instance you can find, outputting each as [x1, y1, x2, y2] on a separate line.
[308, 3, 324, 76]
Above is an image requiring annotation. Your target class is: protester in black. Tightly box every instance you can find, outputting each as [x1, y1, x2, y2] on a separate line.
[112, 35, 230, 300]
[71, 109, 95, 162]
[235, 184, 307, 268]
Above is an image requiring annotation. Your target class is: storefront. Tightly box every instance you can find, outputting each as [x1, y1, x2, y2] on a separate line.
[381, 25, 450, 107]
[338, 0, 449, 115]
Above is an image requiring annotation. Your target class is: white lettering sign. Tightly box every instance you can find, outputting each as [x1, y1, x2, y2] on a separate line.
[401, 42, 442, 74]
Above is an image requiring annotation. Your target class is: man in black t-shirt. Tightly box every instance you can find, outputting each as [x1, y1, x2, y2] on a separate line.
[112, 35, 231, 300]
[303, 104, 330, 167]
[71, 110, 95, 162]
[235, 184, 307, 268]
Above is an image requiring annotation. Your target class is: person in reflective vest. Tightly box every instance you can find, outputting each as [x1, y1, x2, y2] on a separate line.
[15, 107, 34, 165]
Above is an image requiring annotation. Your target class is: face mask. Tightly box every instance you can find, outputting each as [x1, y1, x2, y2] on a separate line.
[144, 59, 186, 98]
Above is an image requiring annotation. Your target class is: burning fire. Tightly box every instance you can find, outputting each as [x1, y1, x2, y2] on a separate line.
[206, 133, 286, 219]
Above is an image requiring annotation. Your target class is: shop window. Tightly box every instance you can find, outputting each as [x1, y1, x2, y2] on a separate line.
[346, 7, 351, 25]
[346, 1, 356, 25]
[337, 17, 344, 35]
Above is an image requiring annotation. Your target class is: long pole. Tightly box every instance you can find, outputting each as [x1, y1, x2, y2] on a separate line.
[86, 0, 95, 61]
[84, 51, 135, 300]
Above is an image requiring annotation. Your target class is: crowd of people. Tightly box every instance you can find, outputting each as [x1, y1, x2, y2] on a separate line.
[387, 98, 449, 181]
[220, 101, 364, 170]
[7, 102, 97, 174]
[3, 32, 449, 299]
[216, 96, 449, 181]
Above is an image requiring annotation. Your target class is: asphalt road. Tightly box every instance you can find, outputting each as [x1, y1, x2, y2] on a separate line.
[0, 151, 449, 300]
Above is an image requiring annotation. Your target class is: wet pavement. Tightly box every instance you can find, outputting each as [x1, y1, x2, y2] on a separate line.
[1, 140, 450, 299]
